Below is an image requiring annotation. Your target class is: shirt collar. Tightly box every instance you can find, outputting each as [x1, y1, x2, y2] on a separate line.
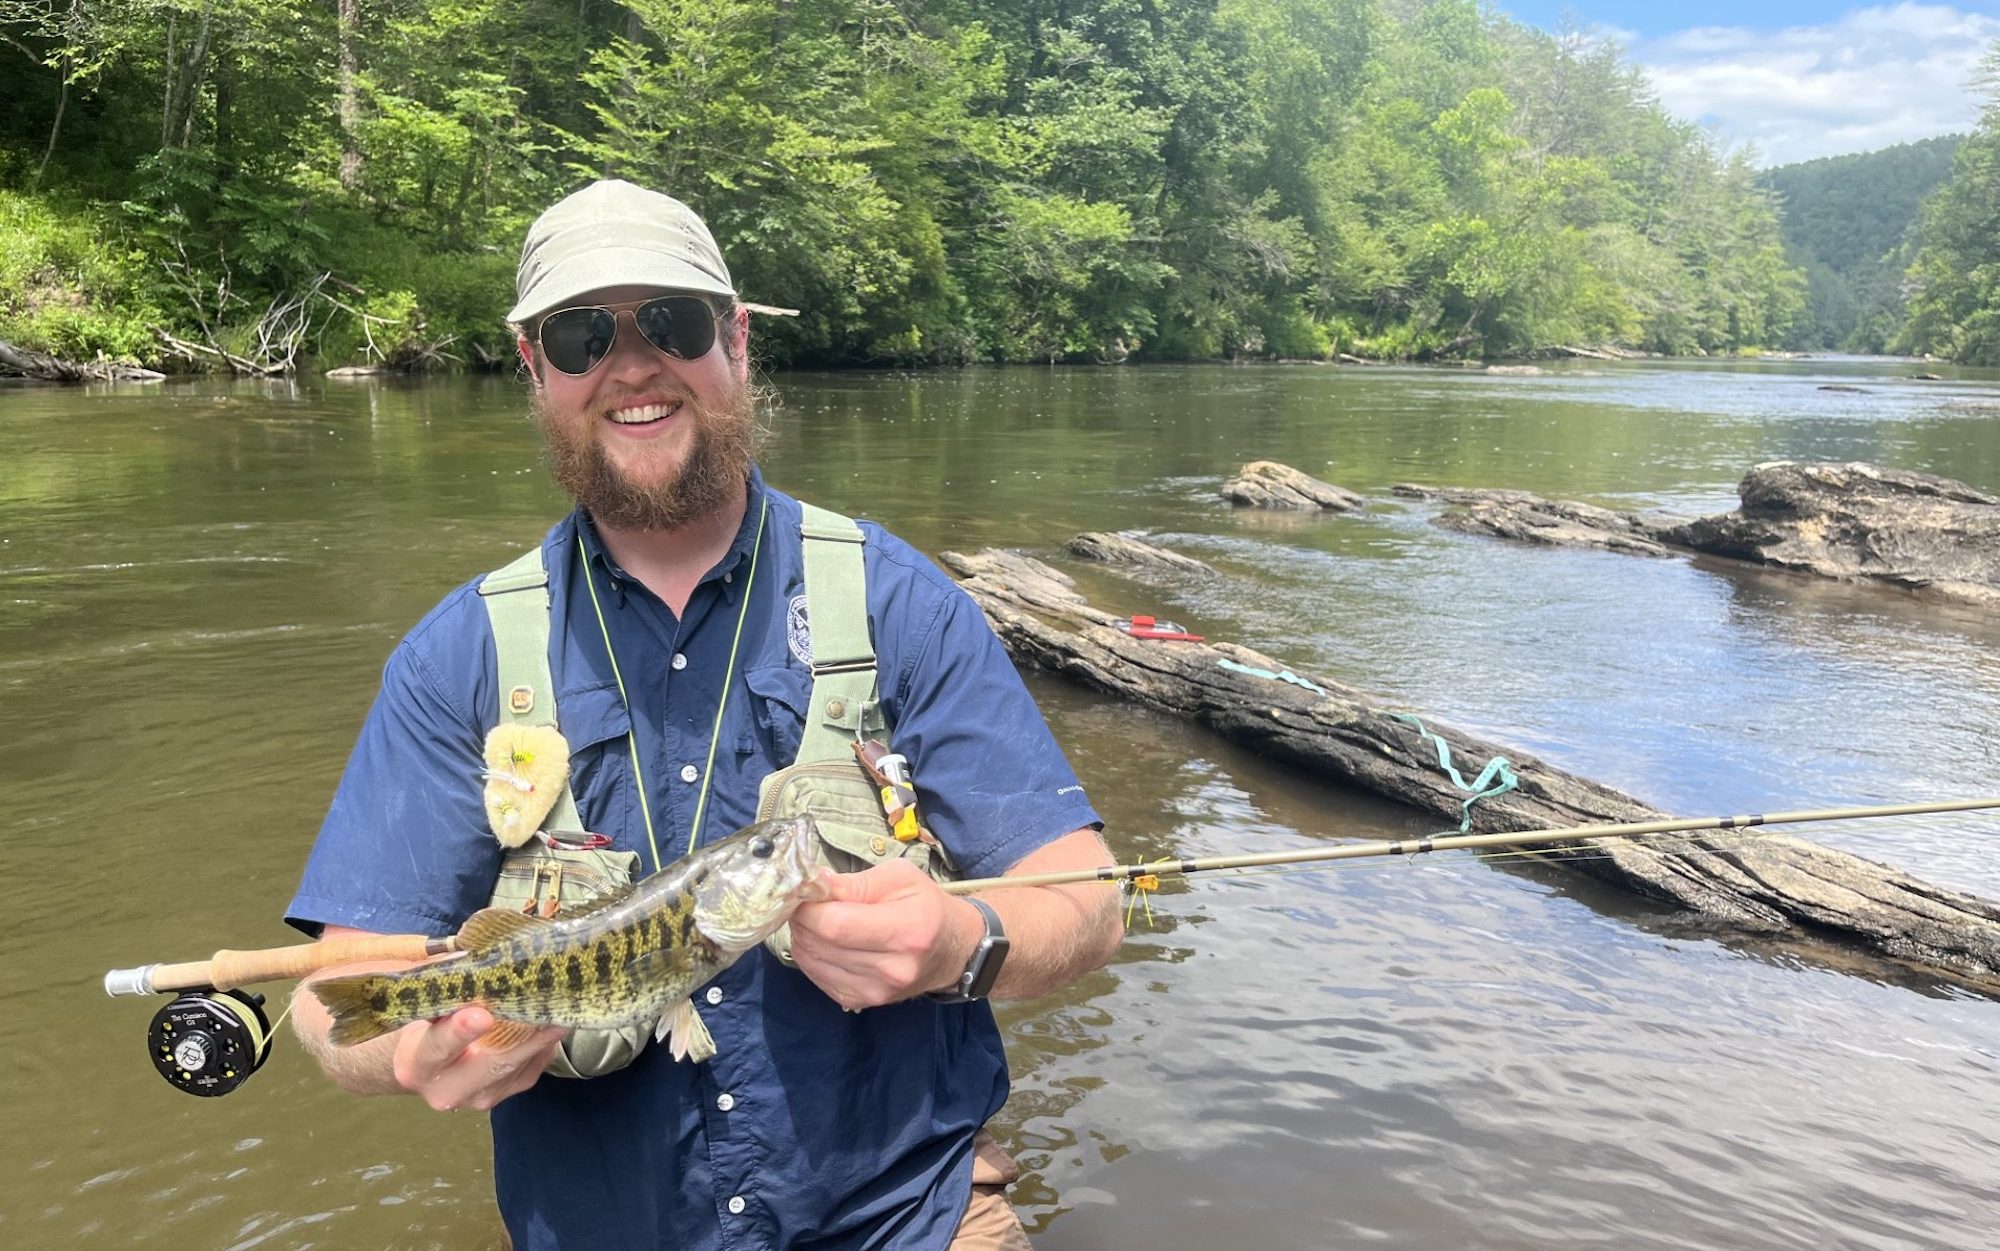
[570, 465, 769, 589]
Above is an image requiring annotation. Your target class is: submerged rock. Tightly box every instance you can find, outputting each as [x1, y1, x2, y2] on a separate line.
[1221, 461, 1364, 512]
[1393, 484, 1677, 556]
[1662, 461, 2000, 604]
[1067, 531, 1214, 573]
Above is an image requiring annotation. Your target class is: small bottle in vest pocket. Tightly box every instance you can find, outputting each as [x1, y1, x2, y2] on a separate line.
[854, 740, 923, 842]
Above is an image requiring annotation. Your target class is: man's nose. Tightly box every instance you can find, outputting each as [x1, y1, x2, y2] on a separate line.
[603, 309, 667, 377]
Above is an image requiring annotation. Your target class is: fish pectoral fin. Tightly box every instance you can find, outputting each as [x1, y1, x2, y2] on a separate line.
[473, 1018, 542, 1053]
[657, 999, 717, 1063]
[456, 907, 548, 951]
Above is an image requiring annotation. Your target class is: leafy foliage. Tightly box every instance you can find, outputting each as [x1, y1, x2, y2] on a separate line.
[2, 0, 1817, 369]
[1765, 135, 1962, 351]
[1896, 47, 2000, 366]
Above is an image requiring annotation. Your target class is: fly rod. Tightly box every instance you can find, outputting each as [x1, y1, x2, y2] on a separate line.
[939, 796, 2000, 894]
[105, 933, 461, 998]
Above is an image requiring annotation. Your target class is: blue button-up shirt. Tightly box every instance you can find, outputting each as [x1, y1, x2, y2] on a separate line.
[287, 470, 1100, 1251]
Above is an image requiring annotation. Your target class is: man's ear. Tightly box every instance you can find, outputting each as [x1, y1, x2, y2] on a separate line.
[515, 334, 541, 386]
[728, 306, 751, 384]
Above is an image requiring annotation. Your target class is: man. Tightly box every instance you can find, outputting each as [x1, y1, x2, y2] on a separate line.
[286, 179, 1122, 1250]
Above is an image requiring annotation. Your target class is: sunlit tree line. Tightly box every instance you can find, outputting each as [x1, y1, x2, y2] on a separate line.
[2, 0, 1821, 368]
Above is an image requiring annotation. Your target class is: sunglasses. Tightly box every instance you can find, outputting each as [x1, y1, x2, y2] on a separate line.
[535, 295, 722, 376]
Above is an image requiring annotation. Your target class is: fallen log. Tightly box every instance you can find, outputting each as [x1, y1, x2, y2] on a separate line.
[0, 338, 164, 382]
[1067, 531, 1214, 573]
[1221, 460, 1364, 512]
[942, 545, 2000, 994]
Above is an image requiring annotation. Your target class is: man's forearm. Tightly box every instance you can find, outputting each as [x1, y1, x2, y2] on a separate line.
[961, 828, 1124, 1001]
[973, 878, 1123, 1000]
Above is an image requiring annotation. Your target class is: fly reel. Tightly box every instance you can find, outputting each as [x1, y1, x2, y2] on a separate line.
[146, 989, 273, 1097]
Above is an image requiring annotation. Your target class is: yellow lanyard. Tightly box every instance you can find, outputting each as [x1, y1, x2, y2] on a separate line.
[575, 496, 768, 873]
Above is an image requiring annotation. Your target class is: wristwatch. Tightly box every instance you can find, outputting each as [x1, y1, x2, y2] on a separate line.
[928, 897, 1009, 1002]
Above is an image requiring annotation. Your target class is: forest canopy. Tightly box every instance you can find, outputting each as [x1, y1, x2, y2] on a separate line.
[4, 0, 1955, 372]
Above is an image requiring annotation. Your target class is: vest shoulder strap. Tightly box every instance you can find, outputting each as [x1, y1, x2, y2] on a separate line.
[478, 542, 584, 833]
[795, 502, 883, 765]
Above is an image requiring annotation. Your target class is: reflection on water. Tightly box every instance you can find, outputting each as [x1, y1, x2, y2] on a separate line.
[4, 358, 2000, 1249]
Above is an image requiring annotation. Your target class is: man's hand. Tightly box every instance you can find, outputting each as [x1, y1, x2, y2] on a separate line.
[388, 1005, 570, 1112]
[786, 828, 1124, 1011]
[293, 931, 569, 1107]
[788, 860, 979, 1010]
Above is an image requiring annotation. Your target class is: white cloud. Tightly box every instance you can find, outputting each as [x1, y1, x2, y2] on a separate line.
[1628, 3, 2000, 165]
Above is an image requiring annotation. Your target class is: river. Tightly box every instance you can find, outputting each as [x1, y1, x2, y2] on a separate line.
[4, 357, 1999, 1249]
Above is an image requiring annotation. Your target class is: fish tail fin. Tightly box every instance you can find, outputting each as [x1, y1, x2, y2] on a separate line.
[310, 972, 398, 1047]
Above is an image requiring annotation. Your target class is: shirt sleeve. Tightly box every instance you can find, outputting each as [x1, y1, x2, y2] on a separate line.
[879, 559, 1102, 882]
[285, 631, 504, 938]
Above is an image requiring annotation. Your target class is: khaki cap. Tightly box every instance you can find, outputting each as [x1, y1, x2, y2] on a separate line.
[508, 180, 735, 324]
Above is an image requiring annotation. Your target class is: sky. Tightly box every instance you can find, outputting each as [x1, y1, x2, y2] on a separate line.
[1496, 2, 2000, 166]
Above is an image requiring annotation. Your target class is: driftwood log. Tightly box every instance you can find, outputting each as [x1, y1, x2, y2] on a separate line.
[1221, 461, 1364, 512]
[1067, 531, 1214, 573]
[0, 338, 164, 382]
[942, 545, 2000, 993]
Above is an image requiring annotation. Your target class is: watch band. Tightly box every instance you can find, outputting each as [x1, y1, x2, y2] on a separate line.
[928, 896, 1009, 1002]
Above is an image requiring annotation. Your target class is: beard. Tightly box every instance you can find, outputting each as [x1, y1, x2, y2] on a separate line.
[534, 375, 760, 532]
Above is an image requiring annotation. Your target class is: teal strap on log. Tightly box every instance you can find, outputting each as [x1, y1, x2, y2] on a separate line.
[1217, 657, 1327, 694]
[1388, 712, 1518, 832]
[795, 502, 882, 765]
[479, 544, 583, 834]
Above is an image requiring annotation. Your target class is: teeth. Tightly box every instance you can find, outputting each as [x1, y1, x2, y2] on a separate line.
[609, 402, 677, 424]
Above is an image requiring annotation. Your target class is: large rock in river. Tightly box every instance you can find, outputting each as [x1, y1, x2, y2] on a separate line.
[1221, 461, 1364, 512]
[1662, 462, 2000, 604]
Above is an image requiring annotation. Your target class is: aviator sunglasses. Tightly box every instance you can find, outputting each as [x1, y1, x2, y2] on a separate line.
[535, 294, 723, 375]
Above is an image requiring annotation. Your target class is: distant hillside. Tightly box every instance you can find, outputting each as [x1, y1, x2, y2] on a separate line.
[1765, 136, 1962, 350]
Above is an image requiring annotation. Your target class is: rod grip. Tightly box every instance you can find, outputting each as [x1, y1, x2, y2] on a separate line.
[105, 935, 449, 995]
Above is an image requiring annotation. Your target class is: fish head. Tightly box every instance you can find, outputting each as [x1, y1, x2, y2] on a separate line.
[690, 815, 827, 952]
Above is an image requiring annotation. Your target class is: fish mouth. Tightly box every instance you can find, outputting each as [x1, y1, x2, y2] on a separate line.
[781, 815, 826, 895]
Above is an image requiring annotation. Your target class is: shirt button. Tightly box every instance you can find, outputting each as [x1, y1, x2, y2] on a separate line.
[705, 987, 724, 1006]
[716, 1092, 736, 1112]
[671, 652, 687, 671]
[727, 1196, 747, 1215]
[723, 572, 734, 585]
[680, 764, 699, 784]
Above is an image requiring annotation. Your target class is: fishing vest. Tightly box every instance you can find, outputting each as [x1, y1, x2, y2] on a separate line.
[475, 502, 950, 1076]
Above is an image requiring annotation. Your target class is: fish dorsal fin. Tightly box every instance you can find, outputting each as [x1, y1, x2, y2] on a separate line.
[456, 907, 548, 952]
[547, 880, 642, 923]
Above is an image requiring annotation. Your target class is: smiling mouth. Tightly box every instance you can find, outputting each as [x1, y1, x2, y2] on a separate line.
[607, 400, 682, 426]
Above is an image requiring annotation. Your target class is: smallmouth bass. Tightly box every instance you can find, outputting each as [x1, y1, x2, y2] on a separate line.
[311, 815, 826, 1062]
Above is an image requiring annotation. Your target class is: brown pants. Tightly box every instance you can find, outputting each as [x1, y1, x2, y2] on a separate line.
[949, 1130, 1033, 1251]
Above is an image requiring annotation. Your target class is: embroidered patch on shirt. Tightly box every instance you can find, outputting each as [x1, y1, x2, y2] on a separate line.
[787, 594, 812, 666]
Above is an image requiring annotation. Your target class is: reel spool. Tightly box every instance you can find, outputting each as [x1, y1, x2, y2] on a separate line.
[147, 990, 273, 1097]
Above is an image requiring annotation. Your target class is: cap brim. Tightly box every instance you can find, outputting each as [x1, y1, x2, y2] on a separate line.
[508, 247, 737, 323]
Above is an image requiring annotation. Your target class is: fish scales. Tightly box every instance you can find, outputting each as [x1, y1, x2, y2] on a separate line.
[311, 817, 826, 1054]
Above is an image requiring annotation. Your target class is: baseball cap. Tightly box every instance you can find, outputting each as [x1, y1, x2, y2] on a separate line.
[508, 180, 735, 324]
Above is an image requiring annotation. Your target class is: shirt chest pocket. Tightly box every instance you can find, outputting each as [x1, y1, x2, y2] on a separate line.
[554, 682, 635, 845]
[741, 664, 812, 767]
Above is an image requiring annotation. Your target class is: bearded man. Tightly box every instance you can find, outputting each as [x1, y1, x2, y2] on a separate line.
[286, 180, 1122, 1251]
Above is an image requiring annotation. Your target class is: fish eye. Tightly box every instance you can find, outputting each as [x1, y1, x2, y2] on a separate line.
[750, 837, 774, 858]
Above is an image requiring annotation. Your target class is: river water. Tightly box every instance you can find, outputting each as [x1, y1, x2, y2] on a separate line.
[4, 358, 1999, 1249]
